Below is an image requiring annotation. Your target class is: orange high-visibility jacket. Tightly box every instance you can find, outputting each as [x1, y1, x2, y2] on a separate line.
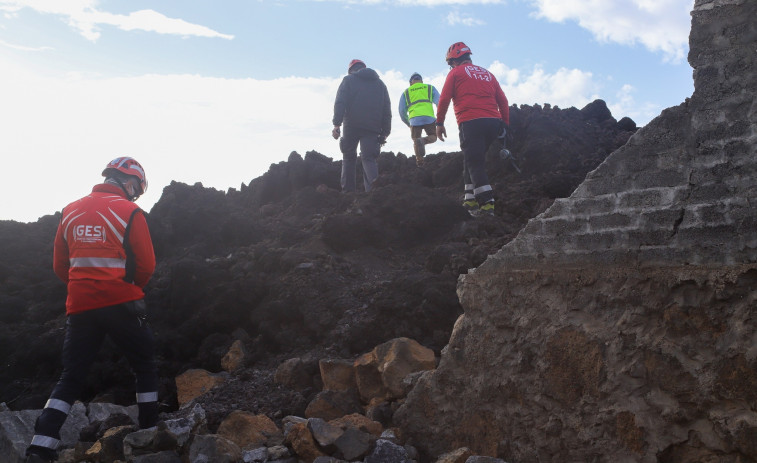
[54, 183, 156, 314]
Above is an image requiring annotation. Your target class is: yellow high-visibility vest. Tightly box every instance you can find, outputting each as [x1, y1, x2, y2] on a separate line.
[404, 83, 435, 119]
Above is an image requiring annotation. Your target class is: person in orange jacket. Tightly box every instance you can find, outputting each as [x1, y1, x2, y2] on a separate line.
[26, 157, 158, 463]
[435, 42, 510, 216]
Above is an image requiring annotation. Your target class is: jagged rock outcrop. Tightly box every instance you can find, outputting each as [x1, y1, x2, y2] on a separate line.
[396, 1, 757, 462]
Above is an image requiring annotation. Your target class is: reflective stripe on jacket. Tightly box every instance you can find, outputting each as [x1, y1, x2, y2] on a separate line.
[54, 183, 156, 314]
[403, 83, 436, 119]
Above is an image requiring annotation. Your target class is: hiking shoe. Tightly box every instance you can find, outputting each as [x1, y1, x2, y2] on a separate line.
[26, 444, 57, 462]
[414, 138, 426, 166]
[469, 201, 495, 217]
[462, 200, 479, 211]
[479, 201, 495, 216]
[25, 452, 55, 463]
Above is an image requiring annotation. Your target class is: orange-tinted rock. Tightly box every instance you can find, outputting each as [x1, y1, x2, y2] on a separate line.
[319, 358, 356, 392]
[217, 410, 282, 449]
[284, 422, 326, 463]
[221, 339, 246, 372]
[354, 351, 387, 403]
[175, 369, 227, 406]
[375, 337, 436, 399]
[329, 413, 383, 436]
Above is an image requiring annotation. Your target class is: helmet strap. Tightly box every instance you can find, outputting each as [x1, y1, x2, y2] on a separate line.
[105, 177, 138, 201]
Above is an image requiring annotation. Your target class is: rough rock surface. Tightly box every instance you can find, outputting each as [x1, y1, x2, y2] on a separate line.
[396, 1, 757, 462]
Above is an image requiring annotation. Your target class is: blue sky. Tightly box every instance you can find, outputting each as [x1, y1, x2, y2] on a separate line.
[0, 0, 695, 223]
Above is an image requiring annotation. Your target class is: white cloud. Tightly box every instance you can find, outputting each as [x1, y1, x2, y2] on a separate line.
[0, 61, 329, 222]
[0, 54, 451, 222]
[488, 60, 601, 109]
[445, 11, 485, 26]
[528, 0, 694, 62]
[82, 10, 234, 41]
[0, 0, 233, 41]
[607, 83, 660, 125]
[488, 62, 661, 124]
[0, 54, 656, 223]
[0, 0, 97, 15]
[0, 57, 433, 222]
[0, 39, 52, 51]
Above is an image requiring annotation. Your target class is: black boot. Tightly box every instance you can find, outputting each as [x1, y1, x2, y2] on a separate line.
[25, 446, 56, 463]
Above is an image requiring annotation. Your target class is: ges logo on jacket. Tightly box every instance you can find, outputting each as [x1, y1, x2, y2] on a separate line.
[74, 225, 106, 243]
[464, 65, 492, 82]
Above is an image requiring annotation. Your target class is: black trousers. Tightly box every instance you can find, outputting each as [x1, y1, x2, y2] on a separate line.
[460, 117, 500, 204]
[29, 303, 158, 456]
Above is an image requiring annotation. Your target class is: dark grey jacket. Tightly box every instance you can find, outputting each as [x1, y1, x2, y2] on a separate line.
[332, 68, 392, 137]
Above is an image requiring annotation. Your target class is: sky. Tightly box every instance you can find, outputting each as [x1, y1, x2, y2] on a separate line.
[0, 0, 695, 223]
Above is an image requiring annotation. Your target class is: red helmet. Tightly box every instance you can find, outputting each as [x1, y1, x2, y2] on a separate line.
[102, 156, 148, 195]
[446, 42, 472, 62]
[348, 59, 365, 72]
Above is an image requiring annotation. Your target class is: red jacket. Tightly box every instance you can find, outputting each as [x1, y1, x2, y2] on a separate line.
[54, 183, 156, 315]
[436, 63, 509, 126]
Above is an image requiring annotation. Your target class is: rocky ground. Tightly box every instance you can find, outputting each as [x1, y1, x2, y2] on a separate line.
[0, 100, 636, 461]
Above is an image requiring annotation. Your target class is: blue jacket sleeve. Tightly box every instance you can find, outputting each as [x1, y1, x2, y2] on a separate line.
[398, 92, 409, 126]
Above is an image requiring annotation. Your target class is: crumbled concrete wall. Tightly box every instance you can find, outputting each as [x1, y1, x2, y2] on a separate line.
[396, 1, 757, 461]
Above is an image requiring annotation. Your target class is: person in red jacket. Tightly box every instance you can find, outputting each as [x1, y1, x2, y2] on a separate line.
[26, 157, 158, 463]
[435, 42, 510, 216]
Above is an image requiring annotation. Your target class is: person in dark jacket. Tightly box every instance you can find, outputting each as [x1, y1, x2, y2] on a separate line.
[25, 157, 158, 463]
[332, 59, 392, 192]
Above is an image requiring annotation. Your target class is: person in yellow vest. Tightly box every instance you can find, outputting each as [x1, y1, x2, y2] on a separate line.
[398, 72, 440, 166]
